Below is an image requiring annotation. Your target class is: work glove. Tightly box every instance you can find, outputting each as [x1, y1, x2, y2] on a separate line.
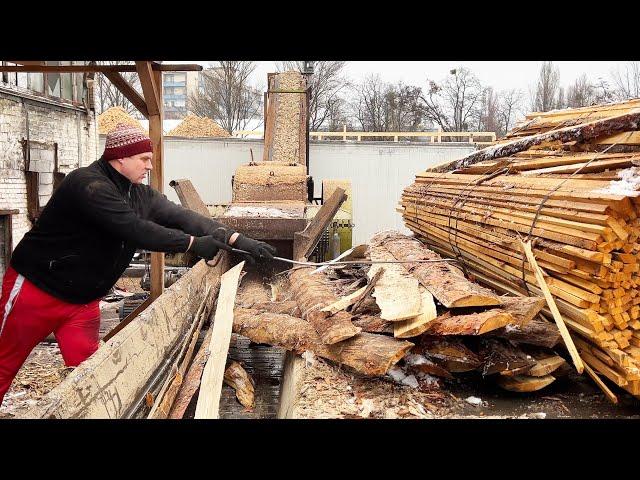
[190, 235, 221, 261]
[232, 234, 277, 265]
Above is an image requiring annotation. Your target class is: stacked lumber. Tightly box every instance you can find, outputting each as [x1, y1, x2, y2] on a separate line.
[97, 106, 145, 135]
[400, 99, 640, 400]
[166, 114, 230, 138]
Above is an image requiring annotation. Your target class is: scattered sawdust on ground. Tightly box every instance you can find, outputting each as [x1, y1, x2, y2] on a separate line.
[293, 357, 452, 419]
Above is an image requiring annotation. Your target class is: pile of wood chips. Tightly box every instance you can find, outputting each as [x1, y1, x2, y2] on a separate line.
[400, 98, 640, 401]
[166, 115, 230, 138]
[97, 106, 146, 135]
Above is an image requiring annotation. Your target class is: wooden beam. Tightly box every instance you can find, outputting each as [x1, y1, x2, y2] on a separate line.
[145, 64, 165, 300]
[0, 64, 202, 73]
[103, 71, 149, 119]
[520, 239, 584, 373]
[194, 261, 245, 419]
[293, 187, 346, 261]
[103, 296, 152, 342]
[135, 61, 160, 117]
[168, 179, 210, 216]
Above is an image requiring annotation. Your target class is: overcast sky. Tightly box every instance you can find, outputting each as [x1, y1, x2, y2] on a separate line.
[177, 60, 628, 95]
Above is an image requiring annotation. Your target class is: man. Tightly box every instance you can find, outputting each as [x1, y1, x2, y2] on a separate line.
[0, 123, 276, 404]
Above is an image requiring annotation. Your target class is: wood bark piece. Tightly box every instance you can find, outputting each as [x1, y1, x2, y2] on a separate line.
[238, 300, 300, 316]
[289, 267, 361, 344]
[321, 286, 368, 315]
[527, 355, 567, 377]
[232, 308, 413, 376]
[374, 231, 501, 308]
[195, 261, 245, 419]
[223, 361, 255, 410]
[521, 239, 584, 373]
[414, 336, 483, 372]
[367, 241, 422, 321]
[352, 315, 394, 334]
[478, 338, 537, 376]
[495, 374, 556, 392]
[350, 268, 383, 315]
[394, 287, 438, 338]
[293, 187, 347, 261]
[168, 326, 213, 419]
[427, 309, 513, 336]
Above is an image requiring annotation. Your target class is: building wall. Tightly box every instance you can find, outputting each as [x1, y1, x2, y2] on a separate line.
[98, 136, 475, 244]
[0, 84, 98, 253]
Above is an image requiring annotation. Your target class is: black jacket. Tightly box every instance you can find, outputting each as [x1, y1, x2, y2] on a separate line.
[11, 157, 234, 304]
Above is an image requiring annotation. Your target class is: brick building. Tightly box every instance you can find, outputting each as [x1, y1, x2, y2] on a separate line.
[0, 62, 98, 280]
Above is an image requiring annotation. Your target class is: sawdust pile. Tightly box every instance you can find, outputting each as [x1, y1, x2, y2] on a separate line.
[97, 106, 146, 135]
[266, 71, 306, 163]
[167, 115, 231, 138]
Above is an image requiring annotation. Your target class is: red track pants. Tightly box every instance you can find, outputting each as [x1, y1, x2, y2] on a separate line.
[0, 266, 100, 405]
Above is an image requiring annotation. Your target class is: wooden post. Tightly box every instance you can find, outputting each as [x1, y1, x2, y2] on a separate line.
[343, 124, 347, 141]
[136, 61, 165, 299]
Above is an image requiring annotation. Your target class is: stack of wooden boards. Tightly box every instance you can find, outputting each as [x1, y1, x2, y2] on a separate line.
[399, 99, 640, 399]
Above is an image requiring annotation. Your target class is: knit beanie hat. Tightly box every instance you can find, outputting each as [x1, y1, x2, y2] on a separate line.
[102, 123, 153, 160]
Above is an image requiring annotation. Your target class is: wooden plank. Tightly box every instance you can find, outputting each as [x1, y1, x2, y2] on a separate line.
[375, 231, 501, 308]
[520, 240, 584, 373]
[147, 286, 211, 419]
[103, 71, 149, 118]
[149, 66, 164, 300]
[194, 261, 245, 419]
[293, 187, 346, 261]
[368, 240, 422, 321]
[496, 375, 556, 392]
[168, 178, 210, 217]
[394, 287, 438, 338]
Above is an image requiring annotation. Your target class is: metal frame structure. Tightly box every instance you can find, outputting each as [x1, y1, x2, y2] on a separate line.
[0, 61, 203, 303]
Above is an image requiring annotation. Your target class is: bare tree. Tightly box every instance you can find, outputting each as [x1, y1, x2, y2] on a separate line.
[421, 67, 484, 131]
[93, 61, 143, 117]
[386, 82, 425, 132]
[497, 88, 524, 135]
[276, 61, 350, 131]
[351, 74, 391, 131]
[610, 62, 640, 100]
[530, 61, 561, 112]
[188, 61, 263, 135]
[477, 87, 500, 134]
[566, 74, 596, 108]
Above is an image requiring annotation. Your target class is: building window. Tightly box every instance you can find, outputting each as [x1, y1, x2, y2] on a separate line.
[28, 72, 45, 93]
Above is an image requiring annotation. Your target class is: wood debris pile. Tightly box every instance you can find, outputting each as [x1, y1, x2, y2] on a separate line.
[400, 98, 640, 400]
[97, 106, 146, 135]
[166, 115, 230, 138]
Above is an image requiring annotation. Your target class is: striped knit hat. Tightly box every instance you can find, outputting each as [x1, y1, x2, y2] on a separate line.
[103, 123, 153, 160]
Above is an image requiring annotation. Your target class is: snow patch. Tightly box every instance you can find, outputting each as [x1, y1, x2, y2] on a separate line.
[594, 167, 640, 196]
[301, 350, 316, 367]
[401, 375, 419, 389]
[465, 396, 485, 406]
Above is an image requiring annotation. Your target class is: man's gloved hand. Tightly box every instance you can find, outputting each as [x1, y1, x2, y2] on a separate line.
[232, 234, 277, 264]
[190, 235, 221, 260]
